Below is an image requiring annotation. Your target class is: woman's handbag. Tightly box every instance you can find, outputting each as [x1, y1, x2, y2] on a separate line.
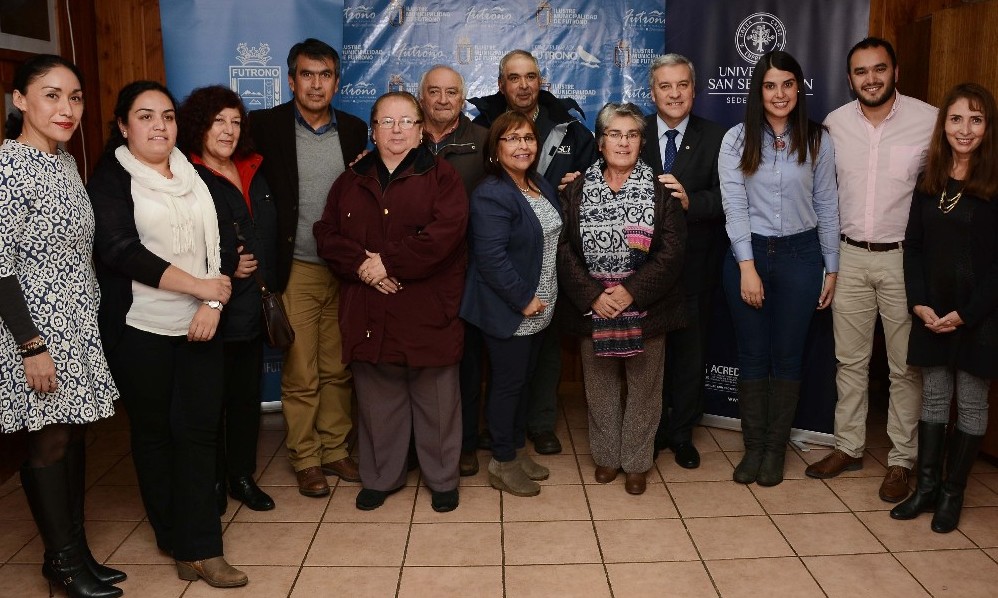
[234, 222, 294, 349]
[257, 275, 295, 349]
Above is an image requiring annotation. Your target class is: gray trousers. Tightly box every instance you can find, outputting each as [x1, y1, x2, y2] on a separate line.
[921, 366, 990, 436]
[352, 362, 461, 492]
[581, 335, 666, 474]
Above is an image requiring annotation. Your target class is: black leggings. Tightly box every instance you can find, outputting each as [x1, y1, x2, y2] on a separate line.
[26, 423, 85, 468]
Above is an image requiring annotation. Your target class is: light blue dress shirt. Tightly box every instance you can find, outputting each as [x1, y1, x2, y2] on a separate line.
[719, 123, 840, 273]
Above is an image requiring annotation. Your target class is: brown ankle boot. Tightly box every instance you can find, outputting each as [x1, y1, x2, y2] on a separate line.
[176, 556, 248, 587]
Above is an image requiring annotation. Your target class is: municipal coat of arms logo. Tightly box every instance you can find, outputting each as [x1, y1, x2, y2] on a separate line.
[229, 43, 281, 110]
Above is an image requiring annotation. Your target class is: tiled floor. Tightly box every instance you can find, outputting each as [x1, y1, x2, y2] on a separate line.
[2, 390, 998, 597]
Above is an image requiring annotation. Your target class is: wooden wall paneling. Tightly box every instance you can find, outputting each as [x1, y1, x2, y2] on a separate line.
[57, 0, 104, 179]
[94, 0, 165, 153]
[895, 16, 932, 104]
[927, 1, 998, 107]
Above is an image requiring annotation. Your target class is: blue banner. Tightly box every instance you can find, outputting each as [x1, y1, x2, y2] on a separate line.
[159, 0, 870, 432]
[340, 0, 668, 130]
[160, 0, 344, 107]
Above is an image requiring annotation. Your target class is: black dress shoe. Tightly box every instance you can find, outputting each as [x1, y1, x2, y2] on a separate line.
[671, 442, 701, 469]
[229, 476, 276, 511]
[431, 488, 460, 513]
[356, 486, 403, 511]
[215, 481, 228, 515]
[529, 431, 562, 455]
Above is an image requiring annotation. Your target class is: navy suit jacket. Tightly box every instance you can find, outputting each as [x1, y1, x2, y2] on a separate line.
[641, 113, 727, 295]
[460, 172, 561, 339]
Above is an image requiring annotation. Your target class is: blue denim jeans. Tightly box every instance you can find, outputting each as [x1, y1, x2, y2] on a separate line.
[722, 228, 824, 381]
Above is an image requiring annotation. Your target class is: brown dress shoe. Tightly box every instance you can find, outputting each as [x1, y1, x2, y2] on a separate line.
[624, 471, 646, 495]
[594, 466, 619, 484]
[804, 449, 863, 479]
[321, 457, 361, 482]
[879, 465, 913, 503]
[296, 466, 330, 497]
[459, 451, 479, 476]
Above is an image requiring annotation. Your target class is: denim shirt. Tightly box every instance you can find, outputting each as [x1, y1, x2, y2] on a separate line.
[719, 123, 840, 273]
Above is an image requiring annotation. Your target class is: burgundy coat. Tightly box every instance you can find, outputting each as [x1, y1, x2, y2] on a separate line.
[314, 147, 468, 367]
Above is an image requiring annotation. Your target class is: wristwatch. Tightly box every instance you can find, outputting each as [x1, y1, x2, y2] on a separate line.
[204, 300, 223, 311]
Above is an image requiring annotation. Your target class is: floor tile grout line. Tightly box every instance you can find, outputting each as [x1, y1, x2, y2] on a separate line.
[393, 470, 421, 598]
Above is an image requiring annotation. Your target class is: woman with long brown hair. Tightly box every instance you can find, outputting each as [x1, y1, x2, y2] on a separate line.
[719, 50, 839, 487]
[891, 82, 998, 533]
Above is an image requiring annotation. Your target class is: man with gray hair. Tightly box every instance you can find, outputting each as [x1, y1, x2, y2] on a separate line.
[468, 50, 596, 455]
[640, 53, 727, 469]
[418, 64, 489, 476]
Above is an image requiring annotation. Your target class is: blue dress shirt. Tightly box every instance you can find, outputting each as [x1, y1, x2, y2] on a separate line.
[719, 123, 840, 272]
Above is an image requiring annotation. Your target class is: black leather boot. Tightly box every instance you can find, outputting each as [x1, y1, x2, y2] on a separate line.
[891, 421, 946, 520]
[733, 379, 769, 484]
[756, 379, 800, 487]
[21, 463, 122, 598]
[931, 428, 984, 533]
[65, 438, 127, 585]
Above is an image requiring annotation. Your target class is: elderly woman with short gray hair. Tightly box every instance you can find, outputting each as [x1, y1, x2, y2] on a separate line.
[557, 102, 687, 495]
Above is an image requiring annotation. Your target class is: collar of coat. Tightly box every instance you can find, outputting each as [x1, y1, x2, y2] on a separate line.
[352, 144, 436, 178]
[467, 89, 586, 125]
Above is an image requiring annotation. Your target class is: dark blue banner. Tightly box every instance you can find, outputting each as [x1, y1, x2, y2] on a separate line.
[668, 0, 870, 440]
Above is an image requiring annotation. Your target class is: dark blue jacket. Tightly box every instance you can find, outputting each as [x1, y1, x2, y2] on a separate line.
[194, 157, 277, 342]
[460, 171, 561, 339]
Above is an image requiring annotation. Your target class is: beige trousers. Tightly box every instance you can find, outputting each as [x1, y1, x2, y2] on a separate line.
[832, 243, 921, 468]
[281, 260, 353, 471]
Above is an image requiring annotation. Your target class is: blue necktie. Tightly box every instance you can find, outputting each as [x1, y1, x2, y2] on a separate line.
[662, 129, 679, 174]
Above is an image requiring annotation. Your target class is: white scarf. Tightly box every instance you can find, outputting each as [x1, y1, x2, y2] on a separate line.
[115, 145, 221, 277]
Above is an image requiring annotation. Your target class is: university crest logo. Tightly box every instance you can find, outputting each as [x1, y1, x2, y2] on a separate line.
[735, 12, 786, 64]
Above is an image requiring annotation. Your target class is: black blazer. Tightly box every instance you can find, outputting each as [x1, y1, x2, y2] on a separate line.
[248, 101, 368, 291]
[640, 113, 727, 295]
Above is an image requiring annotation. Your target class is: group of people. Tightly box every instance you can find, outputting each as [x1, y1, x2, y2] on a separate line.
[1, 32, 995, 596]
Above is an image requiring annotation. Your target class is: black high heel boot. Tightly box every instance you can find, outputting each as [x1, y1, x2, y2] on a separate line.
[21, 463, 122, 598]
[931, 428, 985, 533]
[65, 439, 127, 585]
[891, 421, 946, 520]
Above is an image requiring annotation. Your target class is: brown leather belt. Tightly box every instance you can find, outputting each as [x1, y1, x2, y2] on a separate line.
[841, 234, 903, 252]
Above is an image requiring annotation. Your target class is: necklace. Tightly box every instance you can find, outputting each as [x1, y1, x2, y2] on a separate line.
[531, 106, 540, 122]
[938, 188, 963, 214]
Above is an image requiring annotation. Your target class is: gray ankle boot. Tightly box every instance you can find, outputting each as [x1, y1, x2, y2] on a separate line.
[757, 379, 801, 487]
[488, 458, 540, 497]
[515, 448, 550, 481]
[733, 378, 770, 484]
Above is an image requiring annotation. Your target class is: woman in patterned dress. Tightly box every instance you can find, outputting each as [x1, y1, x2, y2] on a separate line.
[0, 55, 123, 597]
[557, 102, 687, 495]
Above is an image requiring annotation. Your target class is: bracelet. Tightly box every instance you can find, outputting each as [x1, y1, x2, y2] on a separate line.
[19, 343, 48, 358]
[18, 338, 45, 353]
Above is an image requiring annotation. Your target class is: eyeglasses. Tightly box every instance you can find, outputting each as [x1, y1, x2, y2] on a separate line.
[498, 134, 538, 145]
[374, 117, 422, 130]
[603, 131, 642, 142]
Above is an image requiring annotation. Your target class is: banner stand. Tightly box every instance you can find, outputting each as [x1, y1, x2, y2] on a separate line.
[701, 414, 835, 448]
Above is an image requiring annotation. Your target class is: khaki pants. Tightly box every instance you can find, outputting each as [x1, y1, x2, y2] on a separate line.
[832, 243, 921, 468]
[281, 260, 353, 471]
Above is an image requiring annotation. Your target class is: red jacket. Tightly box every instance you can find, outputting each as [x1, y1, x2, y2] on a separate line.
[314, 147, 468, 367]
